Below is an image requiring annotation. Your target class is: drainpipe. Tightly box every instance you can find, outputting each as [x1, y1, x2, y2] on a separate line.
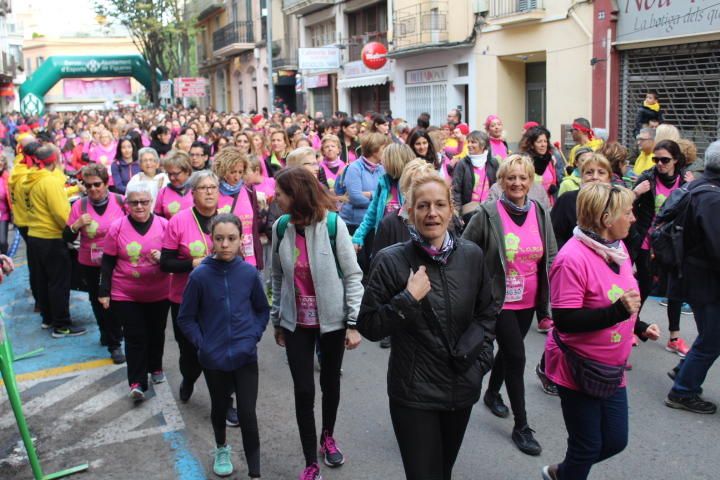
[266, 0, 274, 113]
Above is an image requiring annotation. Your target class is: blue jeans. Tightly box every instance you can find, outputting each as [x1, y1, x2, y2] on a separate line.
[557, 386, 628, 480]
[671, 302, 720, 397]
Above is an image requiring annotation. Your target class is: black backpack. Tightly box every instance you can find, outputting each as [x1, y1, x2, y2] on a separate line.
[650, 183, 719, 274]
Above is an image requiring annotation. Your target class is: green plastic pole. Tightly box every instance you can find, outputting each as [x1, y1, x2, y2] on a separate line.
[0, 315, 89, 479]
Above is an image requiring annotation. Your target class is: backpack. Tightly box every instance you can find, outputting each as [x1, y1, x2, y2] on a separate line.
[275, 211, 342, 278]
[650, 183, 719, 274]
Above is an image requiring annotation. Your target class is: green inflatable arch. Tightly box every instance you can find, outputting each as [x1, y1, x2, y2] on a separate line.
[19, 55, 162, 116]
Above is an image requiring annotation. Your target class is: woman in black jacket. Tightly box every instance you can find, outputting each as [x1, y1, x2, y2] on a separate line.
[451, 130, 499, 225]
[358, 173, 496, 480]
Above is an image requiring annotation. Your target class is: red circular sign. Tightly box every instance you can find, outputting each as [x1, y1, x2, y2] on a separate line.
[361, 42, 388, 70]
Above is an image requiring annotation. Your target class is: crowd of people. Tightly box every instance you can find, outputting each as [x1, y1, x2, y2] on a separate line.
[1, 93, 719, 480]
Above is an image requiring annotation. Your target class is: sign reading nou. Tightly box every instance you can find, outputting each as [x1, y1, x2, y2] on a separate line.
[617, 0, 720, 45]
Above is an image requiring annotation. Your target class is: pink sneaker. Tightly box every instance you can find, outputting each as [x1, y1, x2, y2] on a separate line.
[320, 431, 344, 467]
[537, 318, 554, 333]
[666, 338, 690, 358]
[299, 463, 322, 480]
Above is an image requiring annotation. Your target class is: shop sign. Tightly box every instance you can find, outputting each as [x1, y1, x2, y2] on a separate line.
[174, 77, 208, 98]
[305, 74, 329, 89]
[299, 48, 340, 70]
[343, 60, 392, 78]
[0, 83, 14, 97]
[361, 42, 388, 70]
[405, 67, 447, 85]
[617, 0, 720, 44]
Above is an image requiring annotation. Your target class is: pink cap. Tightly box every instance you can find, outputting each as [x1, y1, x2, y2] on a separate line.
[523, 121, 539, 130]
[485, 114, 501, 129]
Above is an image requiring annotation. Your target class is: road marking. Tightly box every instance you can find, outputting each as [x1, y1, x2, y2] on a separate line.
[0, 358, 114, 386]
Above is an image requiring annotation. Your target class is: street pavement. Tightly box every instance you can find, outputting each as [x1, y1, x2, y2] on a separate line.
[0, 241, 718, 479]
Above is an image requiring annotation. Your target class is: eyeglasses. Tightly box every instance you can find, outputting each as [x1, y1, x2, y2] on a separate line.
[195, 185, 218, 193]
[602, 186, 621, 217]
[167, 170, 185, 178]
[653, 156, 673, 164]
[127, 200, 151, 207]
[83, 181, 104, 189]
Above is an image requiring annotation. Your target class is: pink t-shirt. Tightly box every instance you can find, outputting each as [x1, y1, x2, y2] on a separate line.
[294, 233, 319, 328]
[154, 185, 194, 220]
[254, 177, 275, 199]
[104, 215, 170, 303]
[385, 184, 401, 215]
[67, 195, 126, 266]
[544, 237, 638, 391]
[535, 162, 557, 206]
[321, 162, 345, 190]
[163, 208, 213, 304]
[471, 166, 490, 203]
[88, 142, 117, 185]
[489, 137, 508, 160]
[217, 188, 257, 266]
[641, 176, 681, 250]
[0, 177, 9, 221]
[498, 201, 543, 310]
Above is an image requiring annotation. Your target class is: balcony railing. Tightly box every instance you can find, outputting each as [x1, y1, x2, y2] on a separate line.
[393, 1, 448, 50]
[273, 37, 299, 69]
[489, 0, 543, 18]
[283, 0, 334, 16]
[348, 31, 388, 62]
[189, 0, 225, 21]
[213, 21, 255, 54]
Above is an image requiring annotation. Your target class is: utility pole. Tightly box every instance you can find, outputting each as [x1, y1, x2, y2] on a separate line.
[266, 0, 274, 114]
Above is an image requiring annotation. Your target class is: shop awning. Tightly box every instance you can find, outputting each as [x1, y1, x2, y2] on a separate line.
[337, 74, 389, 89]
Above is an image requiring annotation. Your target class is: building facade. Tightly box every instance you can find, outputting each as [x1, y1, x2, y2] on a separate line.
[0, 0, 24, 112]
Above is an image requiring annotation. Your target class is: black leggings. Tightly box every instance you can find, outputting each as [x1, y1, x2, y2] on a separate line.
[112, 300, 169, 389]
[636, 249, 682, 332]
[81, 264, 122, 351]
[283, 327, 345, 467]
[204, 363, 261, 476]
[487, 308, 535, 428]
[171, 302, 203, 386]
[389, 401, 473, 480]
[17, 226, 38, 303]
[0, 220, 8, 254]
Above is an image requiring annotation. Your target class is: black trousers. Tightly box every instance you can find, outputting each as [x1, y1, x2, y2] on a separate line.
[18, 226, 38, 304]
[204, 363, 261, 476]
[171, 302, 203, 386]
[113, 300, 169, 389]
[389, 401, 473, 480]
[0, 220, 9, 254]
[636, 249, 682, 332]
[283, 327, 345, 467]
[487, 308, 535, 428]
[27, 236, 71, 328]
[80, 264, 122, 351]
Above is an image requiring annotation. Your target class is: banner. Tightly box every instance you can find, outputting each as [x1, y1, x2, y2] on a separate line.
[63, 78, 132, 98]
[299, 48, 340, 70]
[175, 77, 208, 98]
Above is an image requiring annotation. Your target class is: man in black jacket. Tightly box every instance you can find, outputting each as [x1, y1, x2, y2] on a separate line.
[665, 140, 720, 415]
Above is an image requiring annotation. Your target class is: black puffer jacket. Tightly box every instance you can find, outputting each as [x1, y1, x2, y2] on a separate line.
[357, 239, 496, 410]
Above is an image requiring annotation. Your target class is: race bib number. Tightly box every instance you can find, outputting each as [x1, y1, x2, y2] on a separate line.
[296, 295, 319, 327]
[242, 234, 254, 259]
[505, 274, 525, 303]
[90, 245, 104, 265]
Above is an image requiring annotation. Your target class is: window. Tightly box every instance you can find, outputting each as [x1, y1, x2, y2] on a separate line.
[308, 21, 335, 47]
[406, 84, 447, 126]
[26, 58, 32, 74]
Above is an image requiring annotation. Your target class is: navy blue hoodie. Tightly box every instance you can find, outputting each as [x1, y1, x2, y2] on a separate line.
[177, 256, 270, 371]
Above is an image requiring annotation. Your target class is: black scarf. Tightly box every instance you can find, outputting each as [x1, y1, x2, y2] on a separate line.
[655, 166, 680, 189]
[532, 152, 553, 176]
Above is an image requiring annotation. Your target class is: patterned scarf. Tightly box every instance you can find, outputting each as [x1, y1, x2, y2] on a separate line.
[219, 180, 243, 196]
[573, 226, 628, 265]
[408, 226, 456, 265]
[362, 156, 379, 173]
[499, 192, 532, 214]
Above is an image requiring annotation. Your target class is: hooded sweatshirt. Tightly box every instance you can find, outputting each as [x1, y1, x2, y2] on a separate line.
[176, 255, 270, 371]
[25, 168, 71, 239]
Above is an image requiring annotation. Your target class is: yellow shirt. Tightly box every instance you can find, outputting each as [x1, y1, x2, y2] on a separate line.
[25, 168, 71, 239]
[568, 138, 604, 167]
[634, 151, 655, 175]
[9, 160, 32, 227]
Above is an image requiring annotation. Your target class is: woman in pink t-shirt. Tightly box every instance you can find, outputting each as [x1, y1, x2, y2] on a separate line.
[462, 154, 557, 456]
[451, 130, 499, 225]
[541, 183, 660, 480]
[65, 164, 126, 364]
[0, 155, 10, 254]
[485, 114, 510, 161]
[154, 151, 194, 220]
[319, 134, 346, 191]
[97, 184, 170, 402]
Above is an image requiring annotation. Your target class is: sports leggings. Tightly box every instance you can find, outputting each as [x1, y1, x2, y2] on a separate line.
[636, 249, 682, 332]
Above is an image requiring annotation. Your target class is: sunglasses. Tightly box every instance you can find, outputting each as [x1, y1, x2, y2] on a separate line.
[127, 200, 151, 207]
[653, 156, 673, 164]
[602, 186, 621, 217]
[83, 181, 104, 189]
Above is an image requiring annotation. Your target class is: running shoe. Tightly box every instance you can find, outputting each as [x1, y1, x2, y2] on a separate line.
[542, 464, 559, 480]
[226, 407, 239, 427]
[150, 370, 166, 384]
[41, 321, 51, 330]
[537, 318, 554, 333]
[129, 383, 144, 402]
[666, 338, 690, 358]
[51, 325, 87, 338]
[320, 431, 344, 467]
[299, 462, 322, 480]
[665, 394, 717, 414]
[212, 445, 234, 477]
[380, 336, 391, 349]
[536, 363, 559, 396]
[659, 297, 669, 307]
[681, 303, 693, 315]
[110, 348, 126, 365]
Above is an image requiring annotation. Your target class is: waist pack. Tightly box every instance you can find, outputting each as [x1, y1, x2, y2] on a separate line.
[552, 328, 625, 399]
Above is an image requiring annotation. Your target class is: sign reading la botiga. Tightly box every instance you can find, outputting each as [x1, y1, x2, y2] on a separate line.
[617, 0, 720, 46]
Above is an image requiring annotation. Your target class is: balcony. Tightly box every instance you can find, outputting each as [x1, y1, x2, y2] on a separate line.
[489, 0, 544, 25]
[273, 37, 299, 70]
[393, 1, 448, 51]
[189, 0, 225, 21]
[213, 21, 255, 57]
[283, 0, 334, 16]
[348, 31, 388, 62]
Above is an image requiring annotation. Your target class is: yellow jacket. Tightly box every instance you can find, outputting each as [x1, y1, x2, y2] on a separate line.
[568, 138, 604, 166]
[25, 168, 71, 239]
[634, 151, 654, 175]
[10, 160, 80, 227]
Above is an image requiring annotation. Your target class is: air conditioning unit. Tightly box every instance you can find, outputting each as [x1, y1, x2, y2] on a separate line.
[473, 0, 489, 15]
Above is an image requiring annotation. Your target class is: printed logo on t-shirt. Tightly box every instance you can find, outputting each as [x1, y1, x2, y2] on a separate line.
[611, 331, 623, 343]
[218, 205, 232, 214]
[654, 194, 667, 213]
[168, 201, 181, 215]
[505, 233, 520, 261]
[294, 246, 301, 262]
[607, 284, 625, 303]
[126, 241, 142, 265]
[189, 240, 207, 258]
[86, 220, 99, 239]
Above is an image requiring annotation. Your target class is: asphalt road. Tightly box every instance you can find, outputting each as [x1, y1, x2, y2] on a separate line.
[1, 254, 718, 479]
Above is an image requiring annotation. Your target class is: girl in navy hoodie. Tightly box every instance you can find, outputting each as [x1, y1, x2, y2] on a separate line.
[177, 213, 270, 478]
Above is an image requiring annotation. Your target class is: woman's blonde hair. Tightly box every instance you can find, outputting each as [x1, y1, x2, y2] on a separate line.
[497, 154, 535, 181]
[382, 143, 415, 179]
[212, 146, 249, 180]
[286, 147, 317, 167]
[580, 153, 613, 177]
[655, 123, 681, 143]
[577, 182, 635, 233]
[677, 138, 697, 166]
[321, 134, 341, 152]
[399, 159, 435, 196]
[162, 150, 192, 174]
[360, 132, 391, 158]
[407, 172, 453, 225]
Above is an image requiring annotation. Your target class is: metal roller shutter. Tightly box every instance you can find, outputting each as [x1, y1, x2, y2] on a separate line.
[406, 83, 447, 127]
[620, 41, 720, 156]
[312, 87, 333, 119]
